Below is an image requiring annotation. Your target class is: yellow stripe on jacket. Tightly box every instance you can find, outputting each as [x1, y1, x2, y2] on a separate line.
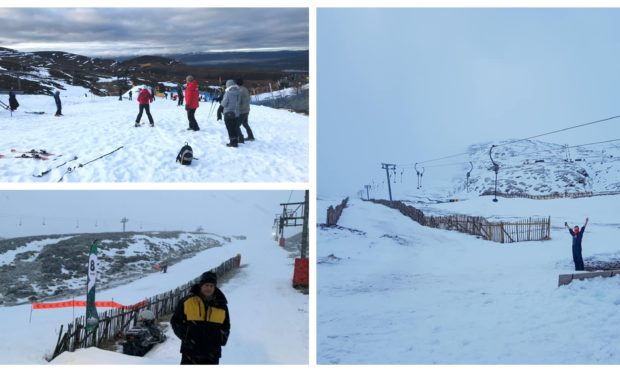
[183, 296, 226, 324]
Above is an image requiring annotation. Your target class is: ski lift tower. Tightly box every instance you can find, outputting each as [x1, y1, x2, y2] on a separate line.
[277, 191, 309, 259]
[278, 191, 309, 290]
[121, 217, 129, 232]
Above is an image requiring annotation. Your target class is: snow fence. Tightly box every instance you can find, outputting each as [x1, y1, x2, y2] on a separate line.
[324, 197, 349, 226]
[368, 199, 551, 244]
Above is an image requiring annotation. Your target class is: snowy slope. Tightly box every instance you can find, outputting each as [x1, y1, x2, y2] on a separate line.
[0, 84, 308, 182]
[366, 139, 620, 202]
[0, 233, 307, 364]
[318, 195, 620, 364]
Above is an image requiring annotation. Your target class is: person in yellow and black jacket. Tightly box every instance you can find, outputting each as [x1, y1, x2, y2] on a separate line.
[170, 271, 230, 364]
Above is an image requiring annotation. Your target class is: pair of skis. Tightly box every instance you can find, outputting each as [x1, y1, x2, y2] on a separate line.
[1, 146, 123, 180]
[3, 149, 55, 160]
[27, 147, 123, 180]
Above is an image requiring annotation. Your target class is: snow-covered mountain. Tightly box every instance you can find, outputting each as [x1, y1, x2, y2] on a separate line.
[0, 231, 235, 305]
[0, 47, 123, 95]
[370, 139, 620, 202]
[458, 139, 620, 196]
[0, 47, 309, 96]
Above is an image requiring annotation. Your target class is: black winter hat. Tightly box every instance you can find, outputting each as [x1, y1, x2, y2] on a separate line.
[199, 271, 217, 285]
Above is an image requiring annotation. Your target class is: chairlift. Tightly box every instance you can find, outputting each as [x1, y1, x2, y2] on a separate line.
[489, 145, 499, 202]
[414, 163, 424, 189]
[466, 161, 473, 192]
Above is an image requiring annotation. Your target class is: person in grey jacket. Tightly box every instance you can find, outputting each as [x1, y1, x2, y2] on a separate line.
[221, 79, 241, 148]
[236, 79, 254, 141]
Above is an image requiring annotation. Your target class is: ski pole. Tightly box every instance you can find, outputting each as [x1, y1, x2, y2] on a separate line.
[34, 156, 78, 177]
[57, 146, 123, 182]
[207, 100, 215, 118]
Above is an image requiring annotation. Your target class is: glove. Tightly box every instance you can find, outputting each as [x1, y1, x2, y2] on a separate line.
[185, 104, 189, 111]
[220, 330, 229, 346]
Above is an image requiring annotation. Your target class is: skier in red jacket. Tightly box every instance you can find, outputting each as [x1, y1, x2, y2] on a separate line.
[184, 76, 200, 131]
[135, 87, 154, 127]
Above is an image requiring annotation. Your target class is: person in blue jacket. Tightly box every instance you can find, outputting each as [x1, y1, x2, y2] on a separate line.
[565, 217, 588, 271]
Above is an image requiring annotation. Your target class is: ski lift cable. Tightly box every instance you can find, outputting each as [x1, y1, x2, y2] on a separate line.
[405, 151, 471, 166]
[495, 138, 620, 159]
[494, 115, 620, 148]
[407, 160, 473, 169]
[398, 115, 620, 167]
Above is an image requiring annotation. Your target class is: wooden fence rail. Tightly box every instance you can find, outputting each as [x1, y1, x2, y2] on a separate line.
[368, 199, 550, 244]
[325, 197, 349, 226]
[48, 254, 242, 361]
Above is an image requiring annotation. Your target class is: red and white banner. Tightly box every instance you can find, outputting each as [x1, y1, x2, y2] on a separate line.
[32, 299, 148, 310]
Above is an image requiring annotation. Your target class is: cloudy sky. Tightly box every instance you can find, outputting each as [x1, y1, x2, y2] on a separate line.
[0, 190, 306, 239]
[318, 8, 620, 197]
[0, 8, 308, 57]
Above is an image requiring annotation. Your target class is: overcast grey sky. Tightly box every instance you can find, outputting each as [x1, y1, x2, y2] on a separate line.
[0, 8, 308, 57]
[318, 8, 620, 197]
[0, 190, 305, 239]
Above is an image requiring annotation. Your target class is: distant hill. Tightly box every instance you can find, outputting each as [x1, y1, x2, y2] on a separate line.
[0, 47, 308, 95]
[165, 50, 309, 72]
[0, 231, 242, 306]
[439, 139, 620, 197]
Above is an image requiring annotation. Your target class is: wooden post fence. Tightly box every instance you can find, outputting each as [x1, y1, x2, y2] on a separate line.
[367, 199, 550, 244]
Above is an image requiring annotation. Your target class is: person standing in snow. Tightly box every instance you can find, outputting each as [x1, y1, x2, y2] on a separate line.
[53, 90, 63, 116]
[184, 75, 200, 131]
[215, 87, 225, 121]
[171, 271, 230, 365]
[128, 90, 133, 101]
[565, 217, 589, 271]
[221, 79, 241, 147]
[8, 90, 19, 111]
[177, 83, 184, 106]
[135, 88, 154, 127]
[236, 79, 255, 141]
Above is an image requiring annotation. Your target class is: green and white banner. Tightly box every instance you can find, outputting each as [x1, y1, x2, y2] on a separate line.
[85, 240, 99, 331]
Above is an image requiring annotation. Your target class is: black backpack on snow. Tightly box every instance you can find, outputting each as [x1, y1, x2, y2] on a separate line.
[176, 142, 193, 165]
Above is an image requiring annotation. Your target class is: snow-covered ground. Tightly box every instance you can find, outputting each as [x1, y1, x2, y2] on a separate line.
[318, 194, 620, 364]
[253, 84, 309, 102]
[0, 84, 308, 182]
[0, 231, 308, 364]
